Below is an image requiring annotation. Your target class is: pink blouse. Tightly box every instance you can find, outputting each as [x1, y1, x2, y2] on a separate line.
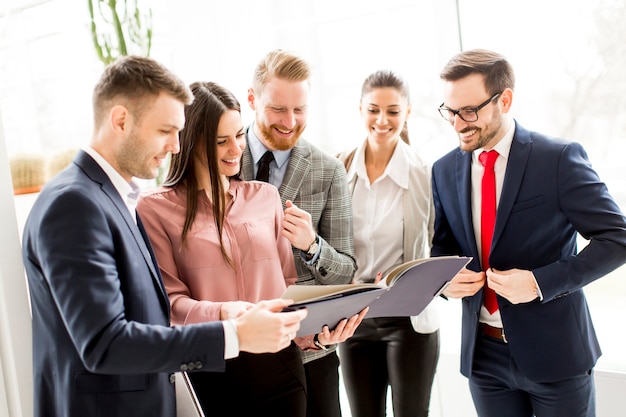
[137, 179, 297, 326]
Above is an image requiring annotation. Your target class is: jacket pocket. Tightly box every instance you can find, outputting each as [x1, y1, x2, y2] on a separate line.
[511, 195, 544, 213]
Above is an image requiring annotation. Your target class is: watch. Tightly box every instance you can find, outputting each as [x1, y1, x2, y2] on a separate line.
[313, 333, 329, 350]
[305, 236, 319, 260]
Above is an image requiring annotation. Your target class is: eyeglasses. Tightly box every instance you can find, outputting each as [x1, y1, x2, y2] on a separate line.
[438, 92, 502, 122]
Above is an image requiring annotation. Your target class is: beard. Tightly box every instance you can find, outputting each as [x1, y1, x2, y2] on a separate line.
[459, 112, 503, 152]
[117, 129, 158, 180]
[257, 121, 304, 151]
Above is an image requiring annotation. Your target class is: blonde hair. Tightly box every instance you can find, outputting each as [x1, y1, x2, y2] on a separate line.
[252, 49, 311, 96]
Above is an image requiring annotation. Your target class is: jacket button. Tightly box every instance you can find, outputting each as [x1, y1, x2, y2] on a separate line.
[195, 361, 203, 370]
[180, 364, 188, 371]
[319, 266, 327, 276]
[169, 374, 176, 384]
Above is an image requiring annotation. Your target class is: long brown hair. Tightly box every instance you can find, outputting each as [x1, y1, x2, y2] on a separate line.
[164, 81, 241, 265]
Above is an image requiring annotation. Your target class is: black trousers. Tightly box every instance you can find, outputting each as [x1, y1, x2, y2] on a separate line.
[304, 350, 342, 417]
[469, 333, 595, 417]
[189, 342, 306, 417]
[338, 317, 440, 417]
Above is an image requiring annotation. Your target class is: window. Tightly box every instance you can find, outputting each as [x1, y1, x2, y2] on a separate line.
[2, 0, 625, 373]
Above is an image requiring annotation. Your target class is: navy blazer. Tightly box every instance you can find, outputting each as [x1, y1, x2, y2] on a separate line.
[22, 151, 226, 417]
[431, 122, 626, 382]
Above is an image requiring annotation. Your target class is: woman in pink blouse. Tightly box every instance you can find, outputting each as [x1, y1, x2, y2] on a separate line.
[137, 82, 306, 416]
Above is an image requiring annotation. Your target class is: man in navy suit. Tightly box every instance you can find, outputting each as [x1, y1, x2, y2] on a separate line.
[431, 49, 626, 417]
[22, 55, 307, 417]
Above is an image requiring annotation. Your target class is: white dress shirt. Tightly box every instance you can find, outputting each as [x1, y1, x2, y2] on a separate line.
[351, 141, 407, 283]
[470, 125, 514, 328]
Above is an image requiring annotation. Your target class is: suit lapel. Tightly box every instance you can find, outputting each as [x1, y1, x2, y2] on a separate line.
[241, 128, 312, 203]
[136, 214, 171, 315]
[456, 150, 479, 257]
[492, 125, 532, 249]
[240, 136, 255, 181]
[279, 141, 311, 203]
[75, 151, 170, 308]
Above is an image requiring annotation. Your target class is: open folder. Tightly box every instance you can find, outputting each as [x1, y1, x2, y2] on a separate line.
[282, 256, 471, 336]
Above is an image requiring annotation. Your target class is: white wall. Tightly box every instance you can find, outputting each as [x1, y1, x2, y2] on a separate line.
[5, 148, 626, 417]
[0, 109, 33, 417]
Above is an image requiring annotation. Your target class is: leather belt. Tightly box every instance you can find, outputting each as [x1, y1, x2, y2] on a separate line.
[479, 323, 507, 343]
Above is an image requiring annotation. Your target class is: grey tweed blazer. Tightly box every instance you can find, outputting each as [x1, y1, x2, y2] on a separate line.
[241, 134, 356, 287]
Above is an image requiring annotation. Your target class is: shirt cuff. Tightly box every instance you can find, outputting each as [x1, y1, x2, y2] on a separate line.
[531, 273, 544, 301]
[300, 240, 321, 265]
[222, 319, 239, 359]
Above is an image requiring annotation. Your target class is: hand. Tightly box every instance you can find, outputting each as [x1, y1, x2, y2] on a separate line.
[487, 268, 539, 304]
[294, 307, 368, 351]
[282, 200, 316, 251]
[234, 299, 307, 354]
[220, 301, 254, 320]
[318, 307, 368, 345]
[443, 268, 486, 299]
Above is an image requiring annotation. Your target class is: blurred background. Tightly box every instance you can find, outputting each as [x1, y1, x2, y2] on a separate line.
[1, 1, 625, 415]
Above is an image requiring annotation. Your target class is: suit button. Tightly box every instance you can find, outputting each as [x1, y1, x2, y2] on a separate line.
[187, 362, 196, 371]
[169, 374, 176, 384]
[195, 361, 203, 370]
[180, 364, 188, 371]
[319, 266, 327, 276]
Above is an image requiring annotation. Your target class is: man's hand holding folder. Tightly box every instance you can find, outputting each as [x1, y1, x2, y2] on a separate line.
[282, 256, 471, 336]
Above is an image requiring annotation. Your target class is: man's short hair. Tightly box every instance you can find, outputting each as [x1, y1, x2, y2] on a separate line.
[440, 49, 515, 95]
[252, 49, 311, 96]
[92, 55, 192, 126]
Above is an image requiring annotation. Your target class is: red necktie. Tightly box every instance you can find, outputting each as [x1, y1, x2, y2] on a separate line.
[479, 150, 499, 314]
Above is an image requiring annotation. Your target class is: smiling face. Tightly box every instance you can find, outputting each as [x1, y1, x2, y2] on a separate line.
[116, 93, 184, 181]
[192, 109, 246, 188]
[249, 77, 309, 151]
[360, 87, 411, 146]
[215, 109, 246, 178]
[442, 73, 509, 152]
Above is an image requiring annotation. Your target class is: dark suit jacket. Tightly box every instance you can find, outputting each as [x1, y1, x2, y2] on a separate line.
[240, 133, 356, 286]
[22, 150, 226, 417]
[431, 122, 626, 382]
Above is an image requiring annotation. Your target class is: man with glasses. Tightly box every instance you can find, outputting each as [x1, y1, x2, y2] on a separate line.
[431, 49, 626, 417]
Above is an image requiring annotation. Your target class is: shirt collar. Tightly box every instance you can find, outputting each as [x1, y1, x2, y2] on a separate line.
[472, 121, 515, 163]
[83, 146, 140, 206]
[248, 122, 291, 169]
[352, 139, 410, 189]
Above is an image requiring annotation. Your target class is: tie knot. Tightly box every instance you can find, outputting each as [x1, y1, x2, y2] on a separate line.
[479, 150, 498, 169]
[259, 151, 274, 164]
[256, 151, 274, 182]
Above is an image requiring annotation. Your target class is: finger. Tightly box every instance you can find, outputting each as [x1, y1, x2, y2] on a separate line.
[285, 200, 294, 208]
[282, 214, 297, 226]
[255, 298, 290, 312]
[334, 318, 350, 333]
[282, 222, 295, 234]
[281, 229, 295, 241]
